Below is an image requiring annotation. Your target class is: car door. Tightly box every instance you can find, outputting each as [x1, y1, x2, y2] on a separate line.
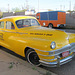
[4, 21, 18, 53]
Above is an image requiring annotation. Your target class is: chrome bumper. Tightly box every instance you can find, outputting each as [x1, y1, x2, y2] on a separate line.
[39, 54, 74, 67]
[35, 43, 75, 67]
[57, 24, 66, 27]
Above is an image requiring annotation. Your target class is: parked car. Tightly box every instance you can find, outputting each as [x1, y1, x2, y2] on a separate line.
[36, 11, 66, 28]
[0, 16, 75, 67]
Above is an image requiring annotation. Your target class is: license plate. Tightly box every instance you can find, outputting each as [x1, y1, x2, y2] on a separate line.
[62, 51, 69, 58]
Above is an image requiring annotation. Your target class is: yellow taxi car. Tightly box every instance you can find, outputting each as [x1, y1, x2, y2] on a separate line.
[0, 16, 75, 67]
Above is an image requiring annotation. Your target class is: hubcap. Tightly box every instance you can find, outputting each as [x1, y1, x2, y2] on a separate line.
[28, 51, 40, 66]
[49, 24, 52, 28]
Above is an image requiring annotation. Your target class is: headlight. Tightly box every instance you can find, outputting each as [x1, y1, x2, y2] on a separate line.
[43, 22, 45, 26]
[50, 42, 56, 49]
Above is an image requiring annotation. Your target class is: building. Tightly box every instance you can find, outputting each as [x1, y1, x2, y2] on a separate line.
[66, 11, 75, 28]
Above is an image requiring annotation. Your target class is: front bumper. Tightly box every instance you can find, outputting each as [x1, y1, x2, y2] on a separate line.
[57, 24, 66, 27]
[39, 54, 74, 67]
[36, 43, 75, 67]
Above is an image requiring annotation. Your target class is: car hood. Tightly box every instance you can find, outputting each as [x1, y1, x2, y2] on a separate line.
[18, 26, 68, 39]
[16, 26, 75, 51]
[17, 26, 69, 47]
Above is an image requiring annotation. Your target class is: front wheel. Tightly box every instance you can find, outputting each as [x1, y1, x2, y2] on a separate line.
[26, 49, 40, 66]
[48, 24, 53, 28]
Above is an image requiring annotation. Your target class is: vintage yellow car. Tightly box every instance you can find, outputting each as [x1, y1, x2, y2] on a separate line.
[0, 16, 75, 67]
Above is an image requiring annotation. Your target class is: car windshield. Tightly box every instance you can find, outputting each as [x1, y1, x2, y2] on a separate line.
[16, 19, 40, 28]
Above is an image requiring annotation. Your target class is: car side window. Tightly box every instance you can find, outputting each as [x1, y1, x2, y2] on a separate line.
[0, 21, 4, 29]
[6, 21, 15, 29]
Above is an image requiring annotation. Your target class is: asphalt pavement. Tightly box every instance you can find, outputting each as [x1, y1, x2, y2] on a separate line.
[41, 57, 75, 75]
[55, 28, 75, 34]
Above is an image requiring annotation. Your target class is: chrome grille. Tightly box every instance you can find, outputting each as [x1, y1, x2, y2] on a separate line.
[55, 44, 71, 54]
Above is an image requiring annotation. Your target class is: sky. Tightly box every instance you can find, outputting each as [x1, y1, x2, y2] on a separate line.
[0, 0, 75, 12]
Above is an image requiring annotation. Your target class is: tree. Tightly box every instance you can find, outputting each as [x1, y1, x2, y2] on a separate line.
[67, 10, 71, 12]
[12, 7, 21, 12]
[0, 10, 3, 18]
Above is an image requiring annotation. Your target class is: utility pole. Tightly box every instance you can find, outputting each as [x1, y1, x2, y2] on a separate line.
[69, 0, 71, 11]
[8, 4, 9, 13]
[24, 3, 25, 9]
[60, 5, 62, 10]
[26, 0, 29, 10]
[73, 4, 75, 11]
[64, 5, 65, 11]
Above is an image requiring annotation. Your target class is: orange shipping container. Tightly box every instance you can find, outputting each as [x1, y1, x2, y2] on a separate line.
[36, 11, 66, 28]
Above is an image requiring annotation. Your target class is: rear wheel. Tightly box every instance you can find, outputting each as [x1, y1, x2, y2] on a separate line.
[26, 49, 40, 66]
[48, 24, 53, 28]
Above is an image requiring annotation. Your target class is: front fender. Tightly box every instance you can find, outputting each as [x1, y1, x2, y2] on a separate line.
[68, 33, 75, 43]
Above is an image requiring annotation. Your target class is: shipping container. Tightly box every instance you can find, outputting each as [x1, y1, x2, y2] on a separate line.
[36, 11, 66, 28]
